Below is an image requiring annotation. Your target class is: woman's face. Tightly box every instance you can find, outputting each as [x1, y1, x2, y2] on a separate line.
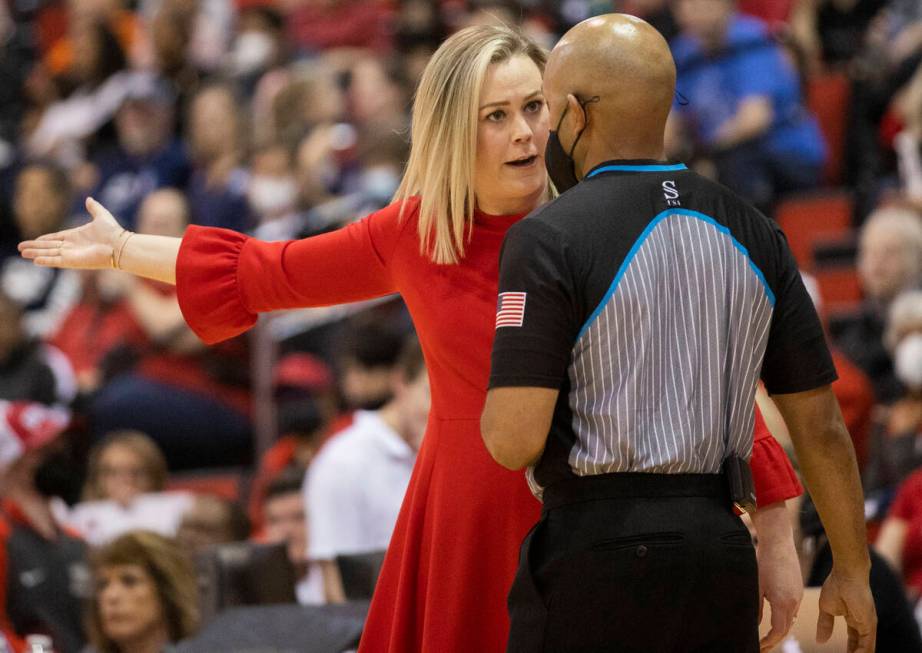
[98, 445, 152, 506]
[97, 564, 166, 646]
[858, 223, 916, 303]
[474, 55, 549, 216]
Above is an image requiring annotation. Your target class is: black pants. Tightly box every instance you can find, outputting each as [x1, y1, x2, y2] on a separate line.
[507, 473, 759, 653]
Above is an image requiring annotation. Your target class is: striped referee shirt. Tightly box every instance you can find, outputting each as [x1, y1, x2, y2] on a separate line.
[489, 160, 836, 497]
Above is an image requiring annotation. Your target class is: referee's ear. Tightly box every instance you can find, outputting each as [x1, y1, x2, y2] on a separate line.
[564, 93, 587, 133]
[567, 93, 589, 133]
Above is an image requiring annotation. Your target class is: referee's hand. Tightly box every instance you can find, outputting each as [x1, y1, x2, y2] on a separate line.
[817, 568, 877, 653]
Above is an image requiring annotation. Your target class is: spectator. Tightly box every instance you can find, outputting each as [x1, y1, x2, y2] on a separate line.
[247, 141, 298, 230]
[264, 63, 345, 152]
[184, 82, 251, 232]
[261, 470, 324, 605]
[836, 205, 922, 402]
[176, 495, 249, 556]
[393, 0, 446, 81]
[307, 336, 428, 602]
[147, 0, 202, 101]
[348, 56, 410, 132]
[86, 531, 199, 653]
[894, 64, 922, 209]
[864, 290, 922, 491]
[789, 0, 887, 73]
[795, 492, 922, 651]
[272, 126, 409, 241]
[876, 465, 922, 603]
[0, 290, 73, 406]
[47, 268, 149, 394]
[65, 431, 193, 546]
[668, 0, 826, 213]
[0, 422, 88, 653]
[248, 389, 329, 534]
[336, 319, 409, 411]
[226, 5, 287, 94]
[89, 189, 252, 470]
[2, 162, 81, 338]
[0, 2, 33, 169]
[85, 72, 191, 230]
[26, 18, 129, 166]
[0, 400, 70, 482]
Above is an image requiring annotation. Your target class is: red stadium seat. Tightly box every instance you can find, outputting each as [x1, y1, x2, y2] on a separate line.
[806, 72, 851, 186]
[775, 190, 854, 270]
[813, 265, 862, 313]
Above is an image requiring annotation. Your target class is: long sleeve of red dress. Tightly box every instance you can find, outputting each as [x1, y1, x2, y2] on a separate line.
[176, 204, 409, 344]
[752, 406, 802, 506]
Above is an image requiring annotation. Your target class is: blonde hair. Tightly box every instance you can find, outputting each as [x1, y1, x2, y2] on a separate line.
[394, 25, 546, 264]
[83, 431, 168, 502]
[87, 531, 199, 652]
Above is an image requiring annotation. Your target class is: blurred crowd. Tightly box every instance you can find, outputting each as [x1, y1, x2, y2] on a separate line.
[0, 0, 920, 651]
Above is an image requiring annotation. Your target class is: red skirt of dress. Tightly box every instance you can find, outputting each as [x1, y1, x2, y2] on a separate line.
[358, 416, 541, 652]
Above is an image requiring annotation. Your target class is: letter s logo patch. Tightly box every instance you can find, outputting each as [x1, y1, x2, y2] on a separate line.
[663, 180, 680, 206]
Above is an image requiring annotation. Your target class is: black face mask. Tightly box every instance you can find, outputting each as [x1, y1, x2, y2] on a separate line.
[544, 97, 594, 193]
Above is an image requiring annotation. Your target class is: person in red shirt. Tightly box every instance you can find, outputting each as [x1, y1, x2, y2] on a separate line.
[875, 468, 922, 600]
[0, 401, 86, 653]
[20, 24, 805, 653]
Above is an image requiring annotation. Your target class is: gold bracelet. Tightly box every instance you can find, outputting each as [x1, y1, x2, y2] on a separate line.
[112, 229, 134, 270]
[109, 229, 126, 269]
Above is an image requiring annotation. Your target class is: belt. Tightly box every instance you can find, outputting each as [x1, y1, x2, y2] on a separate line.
[541, 472, 729, 511]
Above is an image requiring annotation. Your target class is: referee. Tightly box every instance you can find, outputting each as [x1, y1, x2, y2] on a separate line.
[481, 14, 875, 653]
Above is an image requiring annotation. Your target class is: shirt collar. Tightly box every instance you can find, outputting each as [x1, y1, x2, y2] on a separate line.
[585, 160, 687, 178]
[354, 411, 415, 460]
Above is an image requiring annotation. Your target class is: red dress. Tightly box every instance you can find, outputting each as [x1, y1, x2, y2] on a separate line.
[176, 198, 801, 652]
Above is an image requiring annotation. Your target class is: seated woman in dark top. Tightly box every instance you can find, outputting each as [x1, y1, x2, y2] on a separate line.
[798, 493, 922, 652]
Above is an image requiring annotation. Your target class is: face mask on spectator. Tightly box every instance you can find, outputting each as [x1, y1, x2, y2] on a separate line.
[249, 176, 297, 216]
[232, 31, 275, 75]
[895, 333, 922, 390]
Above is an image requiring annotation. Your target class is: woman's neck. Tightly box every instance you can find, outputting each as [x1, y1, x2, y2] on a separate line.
[476, 186, 547, 217]
[118, 623, 171, 653]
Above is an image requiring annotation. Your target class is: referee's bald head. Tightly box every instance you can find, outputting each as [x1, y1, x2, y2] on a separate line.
[544, 14, 676, 169]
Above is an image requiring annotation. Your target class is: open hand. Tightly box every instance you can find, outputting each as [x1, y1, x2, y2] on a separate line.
[18, 197, 124, 270]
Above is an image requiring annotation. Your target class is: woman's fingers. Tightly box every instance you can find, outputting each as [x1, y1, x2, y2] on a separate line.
[18, 240, 63, 260]
[36, 231, 69, 241]
[20, 245, 63, 266]
[32, 255, 63, 268]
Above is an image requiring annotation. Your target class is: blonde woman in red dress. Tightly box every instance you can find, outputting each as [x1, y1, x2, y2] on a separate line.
[21, 25, 804, 653]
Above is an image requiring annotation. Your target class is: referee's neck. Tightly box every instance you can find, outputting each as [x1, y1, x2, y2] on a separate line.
[577, 142, 668, 179]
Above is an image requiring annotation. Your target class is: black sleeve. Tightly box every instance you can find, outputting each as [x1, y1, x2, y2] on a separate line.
[489, 219, 579, 389]
[760, 227, 837, 394]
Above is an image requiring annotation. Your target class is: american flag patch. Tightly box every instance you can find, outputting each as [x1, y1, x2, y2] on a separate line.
[495, 292, 527, 328]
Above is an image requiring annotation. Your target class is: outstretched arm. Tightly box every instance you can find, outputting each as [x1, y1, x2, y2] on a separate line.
[19, 198, 181, 284]
[22, 197, 405, 343]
